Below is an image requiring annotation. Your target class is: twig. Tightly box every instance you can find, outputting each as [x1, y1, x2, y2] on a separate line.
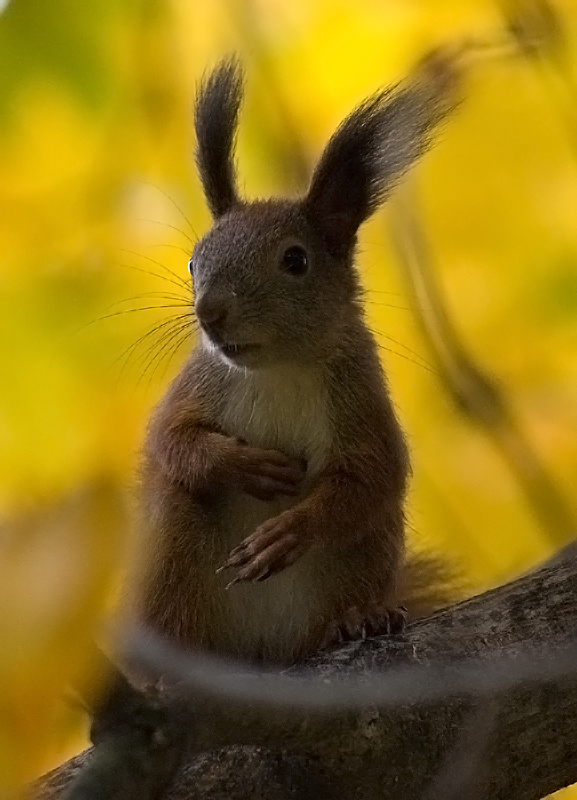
[389, 184, 576, 545]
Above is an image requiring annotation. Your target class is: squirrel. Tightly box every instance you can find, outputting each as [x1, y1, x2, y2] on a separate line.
[127, 53, 460, 666]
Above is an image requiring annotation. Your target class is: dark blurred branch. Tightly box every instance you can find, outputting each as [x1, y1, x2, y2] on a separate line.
[226, 0, 311, 190]
[389, 186, 576, 545]
[31, 547, 577, 800]
[499, 0, 577, 160]
[500, 0, 565, 58]
[59, 646, 188, 800]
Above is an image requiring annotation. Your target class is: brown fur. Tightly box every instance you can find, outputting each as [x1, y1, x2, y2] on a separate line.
[126, 57, 458, 666]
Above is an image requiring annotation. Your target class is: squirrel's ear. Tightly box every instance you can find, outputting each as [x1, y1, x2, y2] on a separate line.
[195, 57, 243, 218]
[304, 57, 458, 257]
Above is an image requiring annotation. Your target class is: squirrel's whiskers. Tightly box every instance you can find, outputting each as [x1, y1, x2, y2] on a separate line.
[125, 53, 460, 668]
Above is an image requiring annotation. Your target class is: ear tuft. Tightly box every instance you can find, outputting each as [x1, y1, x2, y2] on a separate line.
[195, 57, 244, 218]
[304, 62, 458, 257]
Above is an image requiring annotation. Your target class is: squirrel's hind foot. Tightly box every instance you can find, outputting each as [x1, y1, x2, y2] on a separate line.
[320, 605, 407, 649]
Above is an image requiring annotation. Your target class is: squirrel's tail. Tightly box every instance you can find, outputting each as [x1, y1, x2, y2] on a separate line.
[398, 551, 462, 620]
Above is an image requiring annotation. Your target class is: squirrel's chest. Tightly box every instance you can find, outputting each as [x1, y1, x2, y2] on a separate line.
[217, 365, 333, 476]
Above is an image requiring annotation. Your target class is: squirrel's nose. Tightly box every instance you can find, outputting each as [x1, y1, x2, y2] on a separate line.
[195, 291, 232, 337]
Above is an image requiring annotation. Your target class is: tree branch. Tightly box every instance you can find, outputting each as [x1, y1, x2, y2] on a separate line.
[31, 548, 577, 800]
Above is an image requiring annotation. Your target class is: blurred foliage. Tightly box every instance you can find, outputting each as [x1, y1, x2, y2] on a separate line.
[0, 0, 576, 795]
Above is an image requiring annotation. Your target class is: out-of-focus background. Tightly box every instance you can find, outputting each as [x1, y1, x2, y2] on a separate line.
[0, 0, 576, 794]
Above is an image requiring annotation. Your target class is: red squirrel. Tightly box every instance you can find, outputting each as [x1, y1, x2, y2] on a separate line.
[128, 54, 459, 665]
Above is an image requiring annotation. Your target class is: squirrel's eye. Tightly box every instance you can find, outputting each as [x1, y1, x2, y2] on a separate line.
[188, 257, 194, 276]
[281, 245, 309, 276]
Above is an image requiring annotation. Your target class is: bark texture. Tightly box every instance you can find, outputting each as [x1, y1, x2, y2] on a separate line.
[31, 549, 577, 800]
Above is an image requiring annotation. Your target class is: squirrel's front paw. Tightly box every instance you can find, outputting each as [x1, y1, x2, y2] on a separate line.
[217, 512, 310, 586]
[230, 444, 305, 500]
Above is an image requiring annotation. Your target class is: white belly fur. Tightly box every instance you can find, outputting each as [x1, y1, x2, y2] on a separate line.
[214, 362, 334, 660]
[218, 361, 333, 474]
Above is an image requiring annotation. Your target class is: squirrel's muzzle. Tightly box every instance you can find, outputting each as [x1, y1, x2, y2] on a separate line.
[195, 290, 237, 340]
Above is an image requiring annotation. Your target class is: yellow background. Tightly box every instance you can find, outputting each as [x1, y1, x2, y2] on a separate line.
[0, 0, 576, 794]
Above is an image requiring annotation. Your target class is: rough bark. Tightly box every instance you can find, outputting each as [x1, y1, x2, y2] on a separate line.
[31, 548, 577, 800]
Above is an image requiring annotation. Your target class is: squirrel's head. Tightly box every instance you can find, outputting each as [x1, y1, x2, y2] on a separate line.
[190, 57, 454, 369]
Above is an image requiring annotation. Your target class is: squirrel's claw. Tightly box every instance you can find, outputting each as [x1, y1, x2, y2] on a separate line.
[320, 605, 408, 650]
[218, 513, 310, 584]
